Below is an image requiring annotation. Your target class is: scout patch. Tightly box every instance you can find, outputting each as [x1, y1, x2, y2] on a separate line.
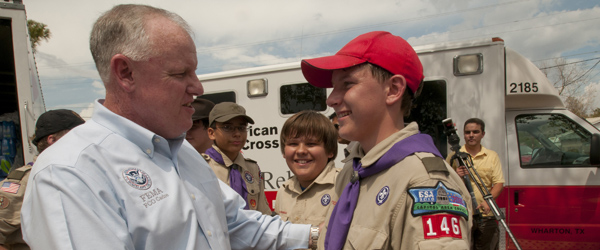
[376, 186, 390, 206]
[422, 214, 463, 239]
[0, 196, 9, 208]
[408, 181, 468, 219]
[1, 182, 20, 194]
[321, 194, 331, 206]
[250, 199, 257, 208]
[244, 171, 254, 183]
[122, 168, 152, 190]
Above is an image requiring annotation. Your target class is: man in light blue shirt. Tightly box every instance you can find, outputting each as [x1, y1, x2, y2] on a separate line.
[21, 4, 317, 250]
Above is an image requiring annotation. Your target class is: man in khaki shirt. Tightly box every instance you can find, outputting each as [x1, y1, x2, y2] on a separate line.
[0, 109, 84, 250]
[301, 31, 473, 249]
[275, 111, 340, 226]
[203, 102, 272, 215]
[447, 118, 505, 250]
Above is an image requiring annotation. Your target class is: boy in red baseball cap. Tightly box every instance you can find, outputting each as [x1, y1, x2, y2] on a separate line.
[302, 31, 472, 249]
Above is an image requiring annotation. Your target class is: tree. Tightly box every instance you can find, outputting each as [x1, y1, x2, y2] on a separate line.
[539, 57, 598, 117]
[591, 108, 600, 118]
[27, 20, 51, 53]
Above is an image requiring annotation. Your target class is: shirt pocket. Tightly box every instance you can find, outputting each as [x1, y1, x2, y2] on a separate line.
[347, 224, 388, 250]
[418, 239, 469, 250]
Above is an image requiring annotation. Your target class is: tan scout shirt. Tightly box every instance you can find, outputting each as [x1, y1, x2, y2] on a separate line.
[274, 161, 340, 226]
[446, 145, 505, 217]
[0, 164, 32, 250]
[318, 122, 473, 250]
[202, 146, 272, 215]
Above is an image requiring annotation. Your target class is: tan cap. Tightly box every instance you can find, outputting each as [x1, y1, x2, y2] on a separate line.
[209, 102, 255, 126]
[191, 98, 215, 121]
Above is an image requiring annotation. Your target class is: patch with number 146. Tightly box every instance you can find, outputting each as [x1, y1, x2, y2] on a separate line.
[421, 214, 462, 239]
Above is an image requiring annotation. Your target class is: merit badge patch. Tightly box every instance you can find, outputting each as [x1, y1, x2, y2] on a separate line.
[244, 171, 254, 183]
[122, 168, 152, 190]
[1, 182, 20, 194]
[422, 214, 463, 239]
[376, 186, 390, 206]
[321, 194, 331, 206]
[408, 181, 468, 219]
[0, 196, 9, 209]
[250, 199, 257, 208]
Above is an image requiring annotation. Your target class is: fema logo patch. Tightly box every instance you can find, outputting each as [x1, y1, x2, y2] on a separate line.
[244, 171, 254, 183]
[376, 186, 390, 206]
[408, 181, 468, 219]
[122, 168, 152, 190]
[321, 194, 331, 206]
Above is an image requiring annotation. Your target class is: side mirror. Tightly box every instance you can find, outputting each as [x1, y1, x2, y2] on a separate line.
[590, 134, 600, 165]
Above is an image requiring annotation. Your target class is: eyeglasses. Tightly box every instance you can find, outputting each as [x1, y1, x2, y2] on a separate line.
[217, 125, 248, 133]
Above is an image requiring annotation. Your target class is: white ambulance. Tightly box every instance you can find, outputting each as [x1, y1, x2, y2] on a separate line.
[0, 0, 46, 177]
[198, 37, 600, 249]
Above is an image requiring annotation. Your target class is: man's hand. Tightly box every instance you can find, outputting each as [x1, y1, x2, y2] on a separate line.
[456, 166, 468, 177]
[0, 244, 8, 250]
[476, 200, 491, 214]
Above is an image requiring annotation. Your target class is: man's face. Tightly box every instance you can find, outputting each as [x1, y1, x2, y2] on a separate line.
[464, 123, 485, 147]
[327, 66, 388, 144]
[127, 17, 203, 139]
[208, 117, 248, 161]
[283, 136, 333, 188]
[331, 116, 350, 144]
[186, 120, 212, 153]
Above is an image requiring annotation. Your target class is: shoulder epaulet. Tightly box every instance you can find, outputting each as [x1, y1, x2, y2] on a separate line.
[7, 165, 32, 180]
[421, 157, 449, 174]
[201, 153, 212, 162]
[245, 158, 257, 164]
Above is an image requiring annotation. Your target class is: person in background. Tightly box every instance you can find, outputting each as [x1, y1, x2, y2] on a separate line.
[203, 102, 273, 215]
[274, 110, 340, 227]
[447, 117, 504, 250]
[0, 109, 84, 250]
[21, 4, 316, 249]
[328, 112, 350, 145]
[301, 31, 472, 249]
[186, 98, 215, 154]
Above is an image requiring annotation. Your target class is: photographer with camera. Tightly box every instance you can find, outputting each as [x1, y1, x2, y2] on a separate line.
[446, 118, 505, 250]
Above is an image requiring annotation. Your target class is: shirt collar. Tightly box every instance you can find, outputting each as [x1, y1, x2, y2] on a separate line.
[360, 122, 420, 168]
[285, 161, 337, 194]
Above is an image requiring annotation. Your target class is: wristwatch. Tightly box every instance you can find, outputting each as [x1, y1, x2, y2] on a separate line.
[309, 226, 319, 250]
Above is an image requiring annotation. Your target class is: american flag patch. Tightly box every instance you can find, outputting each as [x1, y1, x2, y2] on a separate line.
[1, 182, 20, 194]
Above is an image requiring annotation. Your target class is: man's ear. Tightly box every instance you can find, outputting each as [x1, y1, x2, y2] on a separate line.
[111, 54, 136, 92]
[207, 127, 216, 140]
[385, 75, 407, 106]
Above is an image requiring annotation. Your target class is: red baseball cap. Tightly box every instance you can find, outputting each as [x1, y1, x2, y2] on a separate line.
[301, 31, 423, 94]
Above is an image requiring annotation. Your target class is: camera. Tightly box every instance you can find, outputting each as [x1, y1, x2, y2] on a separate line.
[442, 118, 461, 153]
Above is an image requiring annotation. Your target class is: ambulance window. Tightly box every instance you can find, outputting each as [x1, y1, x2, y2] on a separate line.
[280, 83, 327, 114]
[406, 80, 448, 158]
[516, 114, 592, 168]
[200, 91, 236, 104]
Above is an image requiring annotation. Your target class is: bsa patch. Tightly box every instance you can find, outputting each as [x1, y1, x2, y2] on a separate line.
[244, 171, 254, 184]
[0, 196, 9, 209]
[376, 186, 390, 206]
[408, 181, 468, 219]
[422, 214, 462, 239]
[321, 194, 331, 206]
[250, 199, 257, 208]
[122, 168, 152, 190]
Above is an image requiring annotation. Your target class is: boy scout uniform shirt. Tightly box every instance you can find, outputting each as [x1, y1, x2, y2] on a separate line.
[274, 161, 339, 226]
[0, 164, 31, 250]
[446, 145, 505, 217]
[203, 145, 272, 215]
[319, 122, 473, 250]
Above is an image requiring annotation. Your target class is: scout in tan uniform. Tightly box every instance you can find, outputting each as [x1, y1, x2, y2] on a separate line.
[301, 31, 473, 249]
[275, 110, 340, 226]
[203, 102, 272, 215]
[0, 109, 84, 250]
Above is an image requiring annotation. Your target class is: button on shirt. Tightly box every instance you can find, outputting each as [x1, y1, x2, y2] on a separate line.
[21, 99, 309, 250]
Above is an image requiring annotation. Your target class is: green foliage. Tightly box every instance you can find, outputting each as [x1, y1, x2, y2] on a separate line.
[27, 19, 51, 53]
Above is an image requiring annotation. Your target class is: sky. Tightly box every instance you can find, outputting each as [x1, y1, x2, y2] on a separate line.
[23, 0, 600, 119]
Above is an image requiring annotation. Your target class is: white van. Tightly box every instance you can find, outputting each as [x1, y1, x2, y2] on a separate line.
[0, 0, 46, 177]
[198, 37, 600, 249]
